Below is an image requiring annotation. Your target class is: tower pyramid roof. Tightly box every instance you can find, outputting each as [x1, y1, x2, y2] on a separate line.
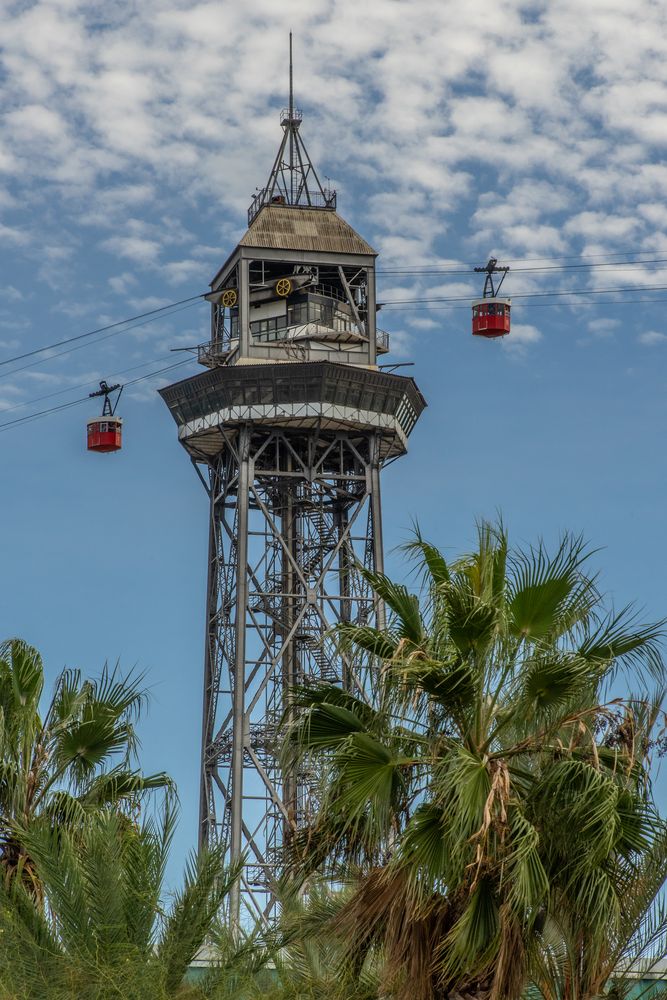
[238, 204, 376, 256]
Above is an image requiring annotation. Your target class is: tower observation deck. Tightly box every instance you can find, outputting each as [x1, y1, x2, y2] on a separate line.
[159, 64, 426, 927]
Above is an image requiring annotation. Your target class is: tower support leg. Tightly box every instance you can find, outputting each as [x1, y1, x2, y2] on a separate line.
[198, 427, 387, 922]
[229, 426, 251, 930]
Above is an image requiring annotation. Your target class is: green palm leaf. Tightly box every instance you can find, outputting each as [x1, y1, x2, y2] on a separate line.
[157, 844, 238, 993]
[361, 571, 423, 644]
[508, 534, 595, 640]
[579, 607, 666, 682]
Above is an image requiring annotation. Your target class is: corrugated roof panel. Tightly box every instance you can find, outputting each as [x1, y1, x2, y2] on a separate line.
[238, 205, 376, 255]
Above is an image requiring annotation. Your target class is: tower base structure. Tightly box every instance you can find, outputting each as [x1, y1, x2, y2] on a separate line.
[160, 361, 425, 922]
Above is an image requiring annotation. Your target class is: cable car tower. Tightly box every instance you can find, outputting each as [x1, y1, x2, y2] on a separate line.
[159, 40, 426, 927]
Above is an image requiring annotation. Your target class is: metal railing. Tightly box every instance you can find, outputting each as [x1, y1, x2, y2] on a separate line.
[248, 188, 337, 226]
[376, 328, 390, 353]
[198, 340, 234, 367]
[198, 325, 389, 362]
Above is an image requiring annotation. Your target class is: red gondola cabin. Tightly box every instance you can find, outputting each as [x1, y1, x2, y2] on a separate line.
[87, 417, 122, 453]
[471, 298, 511, 339]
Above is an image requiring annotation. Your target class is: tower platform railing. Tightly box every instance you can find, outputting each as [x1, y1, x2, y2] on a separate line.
[197, 325, 389, 367]
[248, 188, 337, 226]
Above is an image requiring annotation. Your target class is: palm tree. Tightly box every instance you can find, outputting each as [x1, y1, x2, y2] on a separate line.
[0, 803, 239, 999]
[0, 638, 170, 886]
[283, 522, 666, 1000]
[530, 697, 667, 1000]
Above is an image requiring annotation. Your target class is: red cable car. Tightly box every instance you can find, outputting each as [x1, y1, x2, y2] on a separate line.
[87, 380, 123, 454]
[472, 258, 510, 339]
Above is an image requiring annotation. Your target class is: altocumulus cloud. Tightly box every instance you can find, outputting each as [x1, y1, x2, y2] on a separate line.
[3, 0, 667, 378]
[502, 323, 543, 355]
[638, 331, 667, 345]
[3, 1, 667, 256]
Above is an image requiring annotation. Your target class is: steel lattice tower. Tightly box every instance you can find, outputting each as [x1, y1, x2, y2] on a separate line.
[160, 75, 425, 925]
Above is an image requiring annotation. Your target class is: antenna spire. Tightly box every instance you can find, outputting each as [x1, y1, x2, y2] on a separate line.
[289, 32, 294, 202]
[289, 32, 294, 120]
[246, 35, 338, 224]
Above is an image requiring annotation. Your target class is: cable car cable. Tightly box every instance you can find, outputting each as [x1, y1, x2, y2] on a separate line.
[2, 250, 666, 372]
[2, 246, 666, 368]
[6, 287, 666, 420]
[0, 351, 183, 416]
[0, 360, 191, 433]
[378, 258, 667, 276]
[0, 294, 204, 370]
[382, 295, 667, 311]
[2, 274, 667, 432]
[381, 282, 667, 306]
[0, 300, 201, 381]
[0, 249, 667, 390]
[377, 245, 667, 271]
[0, 359, 192, 433]
[490, 245, 667, 263]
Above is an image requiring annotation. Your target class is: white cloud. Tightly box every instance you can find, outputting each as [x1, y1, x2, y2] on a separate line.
[127, 296, 173, 311]
[502, 323, 543, 355]
[564, 212, 640, 242]
[508, 324, 542, 345]
[101, 236, 161, 266]
[109, 272, 139, 296]
[587, 317, 619, 338]
[423, 282, 475, 301]
[384, 327, 413, 358]
[407, 317, 439, 331]
[0, 223, 29, 245]
[0, 1, 659, 279]
[162, 260, 205, 286]
[638, 330, 667, 345]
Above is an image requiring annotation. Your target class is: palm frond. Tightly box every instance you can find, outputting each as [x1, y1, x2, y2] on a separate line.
[336, 622, 399, 660]
[508, 533, 596, 641]
[360, 570, 424, 644]
[0, 639, 44, 713]
[90, 661, 148, 722]
[81, 766, 173, 806]
[398, 802, 450, 881]
[443, 580, 498, 655]
[579, 606, 666, 683]
[157, 845, 238, 993]
[435, 876, 500, 988]
[521, 652, 594, 714]
[329, 733, 408, 831]
[283, 522, 667, 1000]
[402, 530, 451, 588]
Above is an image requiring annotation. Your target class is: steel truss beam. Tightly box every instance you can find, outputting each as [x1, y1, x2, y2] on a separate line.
[198, 424, 385, 925]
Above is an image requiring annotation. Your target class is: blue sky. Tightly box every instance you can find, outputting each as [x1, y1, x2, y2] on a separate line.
[2, 0, 667, 879]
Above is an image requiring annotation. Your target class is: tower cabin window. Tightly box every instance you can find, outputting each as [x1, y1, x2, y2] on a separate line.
[247, 293, 358, 343]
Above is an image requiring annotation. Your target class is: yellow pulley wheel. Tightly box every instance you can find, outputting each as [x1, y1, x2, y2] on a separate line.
[221, 289, 238, 308]
[275, 277, 293, 297]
